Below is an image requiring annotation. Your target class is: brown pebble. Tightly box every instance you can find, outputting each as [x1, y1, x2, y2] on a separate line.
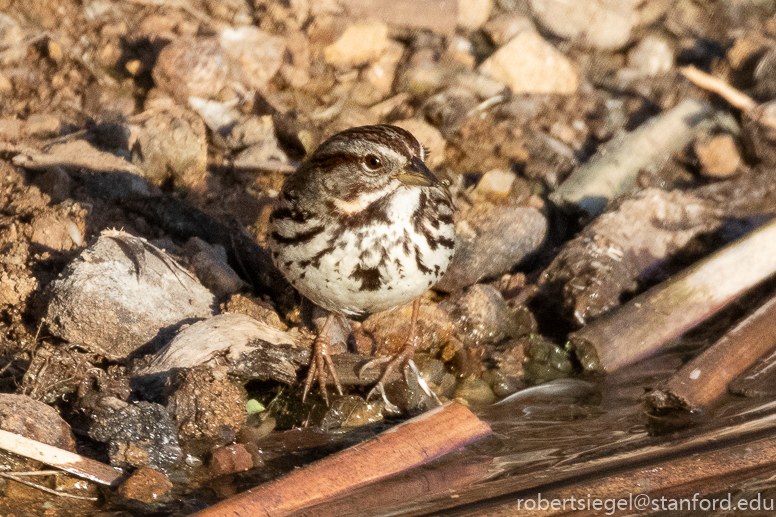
[210, 443, 255, 477]
[118, 467, 173, 504]
[695, 134, 741, 178]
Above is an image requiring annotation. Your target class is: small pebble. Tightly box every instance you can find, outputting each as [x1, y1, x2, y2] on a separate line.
[479, 31, 578, 94]
[627, 35, 674, 76]
[324, 21, 390, 68]
[210, 443, 255, 477]
[118, 468, 173, 506]
[694, 134, 741, 178]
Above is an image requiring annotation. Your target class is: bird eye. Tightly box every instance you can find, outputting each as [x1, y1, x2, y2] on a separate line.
[363, 154, 382, 171]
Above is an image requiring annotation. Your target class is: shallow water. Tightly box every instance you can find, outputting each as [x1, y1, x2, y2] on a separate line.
[277, 347, 776, 517]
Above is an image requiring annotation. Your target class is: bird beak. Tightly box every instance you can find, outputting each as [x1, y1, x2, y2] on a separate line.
[394, 157, 439, 187]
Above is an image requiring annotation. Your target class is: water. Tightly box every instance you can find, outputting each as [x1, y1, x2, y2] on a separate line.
[279, 348, 776, 517]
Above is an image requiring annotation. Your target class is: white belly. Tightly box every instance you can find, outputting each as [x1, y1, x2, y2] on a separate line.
[274, 188, 455, 317]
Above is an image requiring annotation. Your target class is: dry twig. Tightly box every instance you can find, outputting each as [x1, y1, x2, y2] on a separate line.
[191, 402, 491, 517]
[0, 429, 122, 486]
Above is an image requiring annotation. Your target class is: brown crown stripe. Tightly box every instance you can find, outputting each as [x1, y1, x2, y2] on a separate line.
[307, 152, 362, 170]
[317, 125, 422, 161]
[270, 225, 325, 246]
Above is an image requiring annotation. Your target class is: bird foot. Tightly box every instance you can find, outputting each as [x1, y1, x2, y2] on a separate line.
[360, 345, 441, 412]
[302, 332, 343, 405]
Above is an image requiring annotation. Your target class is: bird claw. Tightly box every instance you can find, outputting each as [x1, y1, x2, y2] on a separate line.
[302, 334, 343, 405]
[407, 360, 441, 406]
[362, 355, 440, 411]
[358, 355, 391, 379]
[366, 382, 401, 414]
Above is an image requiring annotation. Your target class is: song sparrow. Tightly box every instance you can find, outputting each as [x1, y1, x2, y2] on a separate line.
[268, 124, 456, 405]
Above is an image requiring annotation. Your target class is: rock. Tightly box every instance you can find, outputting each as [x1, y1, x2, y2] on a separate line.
[0, 14, 23, 50]
[30, 212, 84, 252]
[437, 204, 548, 292]
[89, 401, 183, 471]
[402, 61, 453, 96]
[323, 21, 390, 68]
[458, 0, 492, 31]
[219, 27, 286, 93]
[483, 15, 535, 46]
[393, 118, 446, 169]
[24, 113, 61, 138]
[222, 293, 287, 330]
[523, 337, 575, 383]
[45, 230, 216, 359]
[363, 41, 404, 97]
[479, 31, 578, 94]
[117, 468, 173, 506]
[337, 0, 458, 33]
[354, 300, 454, 357]
[0, 116, 23, 140]
[0, 394, 76, 452]
[188, 98, 286, 160]
[166, 365, 248, 447]
[210, 443, 255, 476]
[204, 0, 252, 25]
[152, 37, 229, 103]
[627, 35, 674, 76]
[484, 355, 525, 397]
[471, 169, 517, 203]
[184, 237, 246, 299]
[440, 284, 527, 347]
[319, 396, 384, 430]
[0, 71, 10, 92]
[695, 134, 741, 178]
[34, 166, 74, 203]
[129, 106, 208, 191]
[455, 376, 496, 404]
[135, 313, 309, 386]
[530, 0, 636, 50]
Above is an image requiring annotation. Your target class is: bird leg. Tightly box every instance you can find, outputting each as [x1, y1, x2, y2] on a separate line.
[361, 298, 429, 408]
[302, 313, 344, 405]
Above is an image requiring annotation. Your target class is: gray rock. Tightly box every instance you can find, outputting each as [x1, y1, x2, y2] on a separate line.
[129, 107, 208, 191]
[45, 230, 216, 359]
[530, 0, 636, 50]
[135, 313, 309, 386]
[440, 284, 525, 346]
[184, 237, 246, 299]
[437, 204, 548, 292]
[89, 401, 182, 471]
[627, 35, 674, 76]
[479, 31, 578, 94]
[152, 37, 229, 103]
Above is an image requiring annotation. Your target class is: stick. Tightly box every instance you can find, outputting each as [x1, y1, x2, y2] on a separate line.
[0, 472, 99, 501]
[680, 65, 758, 113]
[568, 217, 776, 372]
[680, 65, 776, 130]
[298, 402, 776, 516]
[0, 429, 123, 486]
[191, 403, 491, 517]
[645, 293, 776, 411]
[461, 432, 776, 517]
[550, 99, 715, 216]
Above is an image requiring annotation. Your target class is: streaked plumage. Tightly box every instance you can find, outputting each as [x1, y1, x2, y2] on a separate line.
[268, 124, 456, 403]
